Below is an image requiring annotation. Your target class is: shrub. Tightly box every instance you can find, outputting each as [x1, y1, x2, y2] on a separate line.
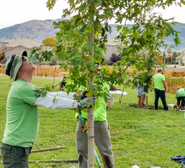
[106, 60, 114, 65]
[40, 62, 47, 65]
[110, 53, 121, 62]
[171, 72, 185, 77]
[50, 56, 58, 65]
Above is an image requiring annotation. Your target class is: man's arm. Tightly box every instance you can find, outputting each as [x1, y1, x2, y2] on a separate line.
[47, 91, 75, 99]
[34, 94, 78, 109]
[163, 81, 167, 92]
[34, 92, 92, 109]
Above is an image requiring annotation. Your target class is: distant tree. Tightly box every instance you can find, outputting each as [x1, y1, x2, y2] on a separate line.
[0, 51, 5, 63]
[42, 37, 57, 47]
[162, 51, 166, 63]
[110, 53, 121, 62]
[164, 56, 171, 63]
[131, 51, 163, 108]
[166, 49, 173, 64]
[172, 52, 178, 63]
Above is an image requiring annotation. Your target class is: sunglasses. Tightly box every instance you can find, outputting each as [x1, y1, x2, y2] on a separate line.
[22, 56, 28, 61]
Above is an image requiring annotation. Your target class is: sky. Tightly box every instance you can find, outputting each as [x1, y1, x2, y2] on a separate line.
[0, 0, 68, 29]
[0, 0, 185, 29]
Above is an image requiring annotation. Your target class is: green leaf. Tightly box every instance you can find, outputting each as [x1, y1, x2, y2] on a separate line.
[35, 87, 48, 97]
[84, 43, 94, 52]
[79, 3, 88, 13]
[116, 25, 122, 31]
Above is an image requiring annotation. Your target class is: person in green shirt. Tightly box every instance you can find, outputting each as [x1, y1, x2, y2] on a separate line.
[75, 83, 115, 168]
[175, 86, 185, 111]
[152, 69, 168, 110]
[1, 51, 92, 168]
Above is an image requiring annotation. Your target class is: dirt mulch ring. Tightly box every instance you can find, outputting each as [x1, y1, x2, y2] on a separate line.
[110, 85, 121, 91]
[129, 104, 176, 110]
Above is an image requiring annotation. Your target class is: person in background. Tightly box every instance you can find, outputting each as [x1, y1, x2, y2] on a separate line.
[152, 69, 168, 111]
[75, 82, 115, 168]
[0, 51, 92, 168]
[175, 86, 185, 111]
[135, 84, 146, 108]
[59, 76, 66, 91]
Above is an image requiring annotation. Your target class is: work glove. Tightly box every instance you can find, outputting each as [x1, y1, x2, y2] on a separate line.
[83, 121, 88, 132]
[79, 97, 95, 108]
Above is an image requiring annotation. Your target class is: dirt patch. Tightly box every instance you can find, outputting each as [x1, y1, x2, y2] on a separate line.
[110, 85, 120, 91]
[129, 104, 173, 110]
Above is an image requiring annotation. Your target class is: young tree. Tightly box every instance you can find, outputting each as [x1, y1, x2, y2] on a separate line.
[30, 0, 184, 167]
[131, 51, 163, 108]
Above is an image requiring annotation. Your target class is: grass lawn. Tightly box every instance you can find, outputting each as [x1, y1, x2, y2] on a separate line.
[0, 75, 185, 168]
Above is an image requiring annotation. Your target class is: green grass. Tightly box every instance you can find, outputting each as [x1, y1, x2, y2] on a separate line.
[0, 75, 185, 168]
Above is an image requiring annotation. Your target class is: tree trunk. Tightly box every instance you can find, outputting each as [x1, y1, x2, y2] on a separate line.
[87, 1, 95, 166]
[87, 68, 95, 168]
[88, 108, 94, 168]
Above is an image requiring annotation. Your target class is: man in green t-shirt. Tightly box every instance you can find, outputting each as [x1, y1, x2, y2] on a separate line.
[175, 86, 185, 111]
[1, 51, 92, 168]
[152, 69, 168, 110]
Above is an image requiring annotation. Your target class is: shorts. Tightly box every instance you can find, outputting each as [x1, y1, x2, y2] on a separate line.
[177, 97, 185, 106]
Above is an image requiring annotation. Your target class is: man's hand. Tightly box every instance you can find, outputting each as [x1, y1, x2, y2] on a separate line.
[79, 97, 95, 108]
[163, 81, 167, 93]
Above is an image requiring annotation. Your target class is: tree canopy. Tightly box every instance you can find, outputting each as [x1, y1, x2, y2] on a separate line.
[40, 0, 182, 93]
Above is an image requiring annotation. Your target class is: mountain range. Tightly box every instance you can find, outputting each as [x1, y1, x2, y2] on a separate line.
[0, 19, 185, 51]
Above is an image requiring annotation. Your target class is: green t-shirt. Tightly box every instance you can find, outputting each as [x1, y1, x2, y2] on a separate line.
[2, 78, 39, 147]
[176, 88, 185, 98]
[153, 73, 165, 91]
[78, 83, 110, 121]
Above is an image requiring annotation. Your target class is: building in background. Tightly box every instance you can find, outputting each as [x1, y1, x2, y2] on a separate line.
[0, 38, 121, 62]
[104, 42, 120, 61]
[0, 38, 41, 59]
[176, 48, 185, 65]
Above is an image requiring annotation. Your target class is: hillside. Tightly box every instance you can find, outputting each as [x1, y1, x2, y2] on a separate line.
[0, 20, 60, 43]
[0, 19, 185, 50]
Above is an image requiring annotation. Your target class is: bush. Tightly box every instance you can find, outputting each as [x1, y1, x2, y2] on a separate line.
[171, 71, 185, 77]
[40, 62, 47, 65]
[105, 60, 114, 65]
[49, 56, 58, 65]
[110, 53, 121, 62]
